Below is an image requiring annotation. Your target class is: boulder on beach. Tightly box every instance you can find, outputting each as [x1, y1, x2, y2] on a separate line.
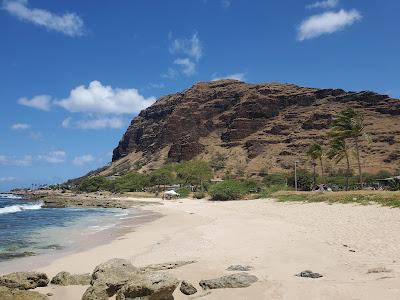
[139, 260, 196, 272]
[0, 286, 48, 300]
[0, 272, 49, 290]
[50, 271, 91, 286]
[84, 258, 138, 298]
[116, 272, 179, 300]
[180, 280, 197, 295]
[82, 283, 109, 300]
[295, 270, 323, 278]
[226, 265, 253, 272]
[199, 273, 258, 290]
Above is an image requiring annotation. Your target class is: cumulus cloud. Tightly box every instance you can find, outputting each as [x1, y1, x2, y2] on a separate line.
[212, 73, 246, 81]
[2, 0, 84, 37]
[298, 9, 362, 41]
[0, 154, 32, 166]
[306, 0, 338, 9]
[63, 117, 126, 130]
[38, 151, 66, 163]
[18, 95, 51, 111]
[174, 58, 196, 76]
[55, 81, 155, 114]
[73, 154, 94, 166]
[0, 176, 16, 182]
[169, 33, 203, 61]
[11, 123, 31, 130]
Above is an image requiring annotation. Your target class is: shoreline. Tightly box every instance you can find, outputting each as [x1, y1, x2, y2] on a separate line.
[3, 197, 400, 299]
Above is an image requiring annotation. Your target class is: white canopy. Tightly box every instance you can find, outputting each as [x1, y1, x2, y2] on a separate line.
[164, 190, 179, 196]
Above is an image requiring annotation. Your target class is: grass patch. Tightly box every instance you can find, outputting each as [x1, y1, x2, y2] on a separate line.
[271, 190, 400, 207]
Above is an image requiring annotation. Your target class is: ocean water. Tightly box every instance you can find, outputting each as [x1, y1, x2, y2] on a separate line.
[0, 194, 133, 262]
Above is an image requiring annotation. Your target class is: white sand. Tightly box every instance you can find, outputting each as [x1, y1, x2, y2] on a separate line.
[28, 198, 400, 299]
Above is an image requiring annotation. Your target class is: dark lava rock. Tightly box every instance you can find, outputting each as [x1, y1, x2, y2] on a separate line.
[180, 280, 197, 295]
[199, 272, 258, 290]
[296, 270, 323, 278]
[226, 265, 254, 272]
[0, 272, 49, 290]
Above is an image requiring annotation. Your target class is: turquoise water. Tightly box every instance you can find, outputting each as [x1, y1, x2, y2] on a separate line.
[0, 194, 128, 262]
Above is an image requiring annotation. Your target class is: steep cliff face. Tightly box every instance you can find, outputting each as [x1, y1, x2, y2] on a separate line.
[105, 80, 400, 175]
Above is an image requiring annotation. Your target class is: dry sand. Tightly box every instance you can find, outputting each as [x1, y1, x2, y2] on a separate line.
[24, 198, 400, 299]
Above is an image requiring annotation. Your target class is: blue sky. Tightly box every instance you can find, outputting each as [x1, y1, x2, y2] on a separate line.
[0, 0, 399, 191]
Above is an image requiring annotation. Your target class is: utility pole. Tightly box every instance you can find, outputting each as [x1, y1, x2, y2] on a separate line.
[294, 160, 299, 191]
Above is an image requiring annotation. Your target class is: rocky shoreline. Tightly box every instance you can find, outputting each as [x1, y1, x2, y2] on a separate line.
[13, 190, 160, 209]
[0, 259, 261, 299]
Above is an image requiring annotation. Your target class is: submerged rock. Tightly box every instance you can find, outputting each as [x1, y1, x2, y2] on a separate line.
[199, 273, 258, 290]
[180, 280, 197, 295]
[0, 251, 35, 260]
[295, 270, 323, 278]
[0, 286, 48, 300]
[116, 272, 179, 300]
[226, 265, 253, 272]
[50, 271, 91, 286]
[0, 272, 49, 290]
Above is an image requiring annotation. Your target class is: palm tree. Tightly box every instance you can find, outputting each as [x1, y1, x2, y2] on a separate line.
[306, 143, 324, 186]
[327, 138, 351, 190]
[330, 108, 365, 187]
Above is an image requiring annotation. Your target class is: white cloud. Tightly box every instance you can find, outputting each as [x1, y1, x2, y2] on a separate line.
[73, 154, 94, 166]
[169, 33, 203, 61]
[18, 95, 51, 111]
[0, 155, 32, 166]
[306, 0, 338, 9]
[174, 58, 196, 76]
[38, 151, 66, 164]
[2, 0, 84, 37]
[29, 131, 43, 141]
[11, 123, 31, 130]
[162, 68, 179, 80]
[62, 117, 126, 129]
[212, 73, 246, 81]
[298, 9, 362, 41]
[55, 81, 155, 114]
[0, 176, 16, 183]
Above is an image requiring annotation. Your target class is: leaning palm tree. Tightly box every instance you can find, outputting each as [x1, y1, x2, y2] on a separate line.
[306, 143, 324, 186]
[327, 138, 351, 190]
[330, 108, 365, 187]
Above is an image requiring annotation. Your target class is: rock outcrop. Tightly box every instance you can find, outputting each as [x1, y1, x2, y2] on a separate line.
[103, 80, 400, 176]
[179, 280, 197, 295]
[0, 272, 49, 290]
[0, 286, 48, 300]
[199, 273, 258, 289]
[50, 271, 91, 286]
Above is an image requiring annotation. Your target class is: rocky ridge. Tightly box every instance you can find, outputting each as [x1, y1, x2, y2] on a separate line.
[104, 80, 399, 175]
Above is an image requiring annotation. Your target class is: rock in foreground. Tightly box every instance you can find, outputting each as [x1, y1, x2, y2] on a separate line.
[226, 265, 253, 272]
[116, 272, 179, 300]
[0, 272, 49, 290]
[0, 286, 48, 300]
[295, 270, 323, 278]
[179, 280, 197, 295]
[50, 271, 91, 286]
[199, 272, 258, 290]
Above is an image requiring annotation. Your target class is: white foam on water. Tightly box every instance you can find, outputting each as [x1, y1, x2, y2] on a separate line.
[0, 202, 43, 215]
[0, 194, 22, 200]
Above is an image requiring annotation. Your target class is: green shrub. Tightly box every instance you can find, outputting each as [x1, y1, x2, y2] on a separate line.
[111, 173, 150, 192]
[209, 180, 248, 201]
[258, 184, 289, 198]
[193, 191, 206, 199]
[287, 169, 313, 191]
[177, 187, 191, 198]
[76, 176, 110, 192]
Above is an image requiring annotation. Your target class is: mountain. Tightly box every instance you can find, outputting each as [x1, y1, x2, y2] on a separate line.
[102, 80, 400, 176]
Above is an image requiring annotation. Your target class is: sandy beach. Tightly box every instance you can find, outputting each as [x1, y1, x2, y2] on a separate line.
[5, 197, 400, 299]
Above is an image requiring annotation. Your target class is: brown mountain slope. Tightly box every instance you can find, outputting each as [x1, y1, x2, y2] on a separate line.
[103, 80, 400, 176]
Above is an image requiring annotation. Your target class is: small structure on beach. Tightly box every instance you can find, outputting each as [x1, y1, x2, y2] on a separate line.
[163, 190, 180, 200]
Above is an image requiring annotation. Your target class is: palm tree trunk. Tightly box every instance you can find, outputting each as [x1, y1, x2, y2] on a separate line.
[354, 137, 363, 189]
[312, 161, 316, 187]
[319, 157, 324, 184]
[344, 149, 350, 191]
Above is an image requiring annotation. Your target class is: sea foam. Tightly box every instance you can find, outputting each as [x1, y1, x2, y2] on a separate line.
[0, 202, 43, 215]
